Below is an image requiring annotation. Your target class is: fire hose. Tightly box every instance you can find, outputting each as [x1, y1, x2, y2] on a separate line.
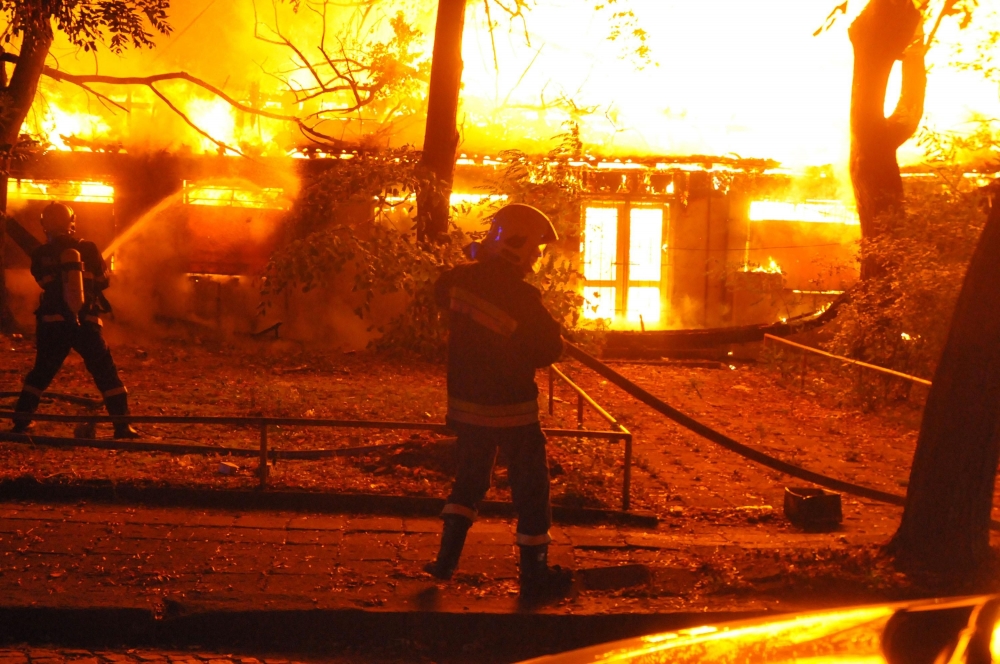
[562, 340, 1000, 531]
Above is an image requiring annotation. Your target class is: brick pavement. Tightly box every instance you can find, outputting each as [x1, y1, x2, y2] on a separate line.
[0, 500, 887, 618]
[0, 647, 336, 664]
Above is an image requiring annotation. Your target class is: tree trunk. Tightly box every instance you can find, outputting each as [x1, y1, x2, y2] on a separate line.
[0, 28, 54, 332]
[0, 52, 8, 333]
[889, 188, 1000, 573]
[849, 0, 925, 279]
[417, 0, 467, 243]
[0, 172, 12, 333]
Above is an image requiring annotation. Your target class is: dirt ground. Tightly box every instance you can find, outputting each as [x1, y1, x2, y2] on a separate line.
[1, 326, 996, 545]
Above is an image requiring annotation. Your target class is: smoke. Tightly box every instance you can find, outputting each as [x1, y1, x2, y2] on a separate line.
[103, 173, 409, 350]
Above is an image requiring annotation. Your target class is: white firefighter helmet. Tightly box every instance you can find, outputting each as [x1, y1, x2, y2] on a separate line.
[480, 204, 558, 270]
[41, 203, 76, 237]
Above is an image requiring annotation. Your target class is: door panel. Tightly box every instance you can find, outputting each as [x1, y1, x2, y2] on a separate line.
[583, 207, 618, 282]
[628, 208, 662, 282]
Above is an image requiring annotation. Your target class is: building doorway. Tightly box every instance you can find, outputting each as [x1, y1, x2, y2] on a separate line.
[581, 201, 669, 328]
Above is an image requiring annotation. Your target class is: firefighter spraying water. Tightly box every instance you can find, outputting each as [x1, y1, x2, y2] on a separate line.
[425, 203, 574, 602]
[10, 203, 139, 439]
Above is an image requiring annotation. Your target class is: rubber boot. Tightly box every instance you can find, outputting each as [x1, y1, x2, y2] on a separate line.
[519, 544, 573, 603]
[105, 392, 140, 439]
[11, 390, 40, 433]
[424, 514, 472, 580]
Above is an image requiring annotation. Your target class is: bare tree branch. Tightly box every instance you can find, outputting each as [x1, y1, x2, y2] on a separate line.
[6, 0, 426, 154]
[1, 52, 348, 148]
[483, 0, 500, 72]
[147, 82, 247, 157]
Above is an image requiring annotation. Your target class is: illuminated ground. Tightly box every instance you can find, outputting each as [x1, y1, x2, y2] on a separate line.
[3, 330, 1000, 660]
[2, 327, 997, 538]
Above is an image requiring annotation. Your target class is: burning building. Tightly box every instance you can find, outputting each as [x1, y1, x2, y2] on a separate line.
[5, 0, 994, 344]
[4, 147, 860, 340]
[453, 154, 859, 331]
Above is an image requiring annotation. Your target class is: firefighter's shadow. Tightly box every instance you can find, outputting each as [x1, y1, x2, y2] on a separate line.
[414, 585, 443, 611]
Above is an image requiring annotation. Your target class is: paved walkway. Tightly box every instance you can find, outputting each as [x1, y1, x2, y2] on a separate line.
[0, 649, 296, 664]
[0, 500, 883, 616]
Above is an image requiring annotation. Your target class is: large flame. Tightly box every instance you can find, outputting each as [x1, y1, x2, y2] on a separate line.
[749, 200, 859, 225]
[15, 1, 998, 165]
[460, 1, 999, 167]
[8, 179, 114, 203]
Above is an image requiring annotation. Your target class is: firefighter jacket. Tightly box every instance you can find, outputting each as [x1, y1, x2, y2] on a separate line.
[435, 257, 563, 428]
[31, 235, 110, 325]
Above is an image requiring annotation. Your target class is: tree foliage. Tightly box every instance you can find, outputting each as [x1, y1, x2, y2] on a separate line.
[259, 148, 467, 358]
[252, 1, 429, 145]
[489, 125, 587, 329]
[827, 180, 989, 383]
[1, 0, 171, 53]
[261, 129, 595, 358]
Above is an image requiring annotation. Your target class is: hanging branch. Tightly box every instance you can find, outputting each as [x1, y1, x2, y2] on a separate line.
[147, 82, 247, 156]
[0, 53, 347, 147]
[4, 0, 428, 153]
[251, 0, 422, 113]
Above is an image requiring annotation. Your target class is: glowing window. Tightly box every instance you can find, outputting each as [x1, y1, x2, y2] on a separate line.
[583, 207, 618, 282]
[582, 286, 616, 320]
[183, 181, 288, 210]
[7, 179, 114, 204]
[627, 287, 660, 323]
[629, 208, 663, 282]
[749, 200, 858, 225]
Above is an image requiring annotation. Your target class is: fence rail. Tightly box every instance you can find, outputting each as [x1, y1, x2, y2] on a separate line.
[763, 333, 933, 387]
[548, 364, 633, 510]
[0, 406, 634, 507]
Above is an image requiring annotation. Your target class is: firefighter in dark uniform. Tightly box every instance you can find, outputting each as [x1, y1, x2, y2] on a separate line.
[424, 203, 573, 601]
[11, 203, 139, 439]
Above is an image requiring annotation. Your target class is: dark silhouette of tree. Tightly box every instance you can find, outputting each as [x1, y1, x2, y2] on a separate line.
[416, 0, 467, 242]
[890, 184, 1000, 573]
[848, 0, 924, 279]
[833, 0, 978, 278]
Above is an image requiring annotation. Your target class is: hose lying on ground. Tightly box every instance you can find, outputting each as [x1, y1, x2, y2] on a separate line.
[562, 340, 1000, 531]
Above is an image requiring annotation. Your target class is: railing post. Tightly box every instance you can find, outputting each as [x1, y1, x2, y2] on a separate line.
[258, 421, 269, 489]
[622, 432, 632, 511]
[577, 393, 584, 428]
[548, 365, 555, 415]
[800, 349, 807, 388]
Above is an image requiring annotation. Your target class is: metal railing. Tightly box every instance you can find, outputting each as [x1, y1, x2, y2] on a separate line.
[0, 408, 634, 508]
[547, 364, 633, 510]
[763, 333, 933, 388]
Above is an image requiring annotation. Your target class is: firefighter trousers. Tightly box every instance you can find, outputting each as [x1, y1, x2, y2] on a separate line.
[443, 421, 552, 545]
[19, 320, 127, 410]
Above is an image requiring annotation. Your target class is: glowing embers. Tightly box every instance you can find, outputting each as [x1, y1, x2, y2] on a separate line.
[182, 181, 289, 210]
[749, 200, 859, 225]
[7, 179, 115, 204]
[742, 256, 783, 274]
